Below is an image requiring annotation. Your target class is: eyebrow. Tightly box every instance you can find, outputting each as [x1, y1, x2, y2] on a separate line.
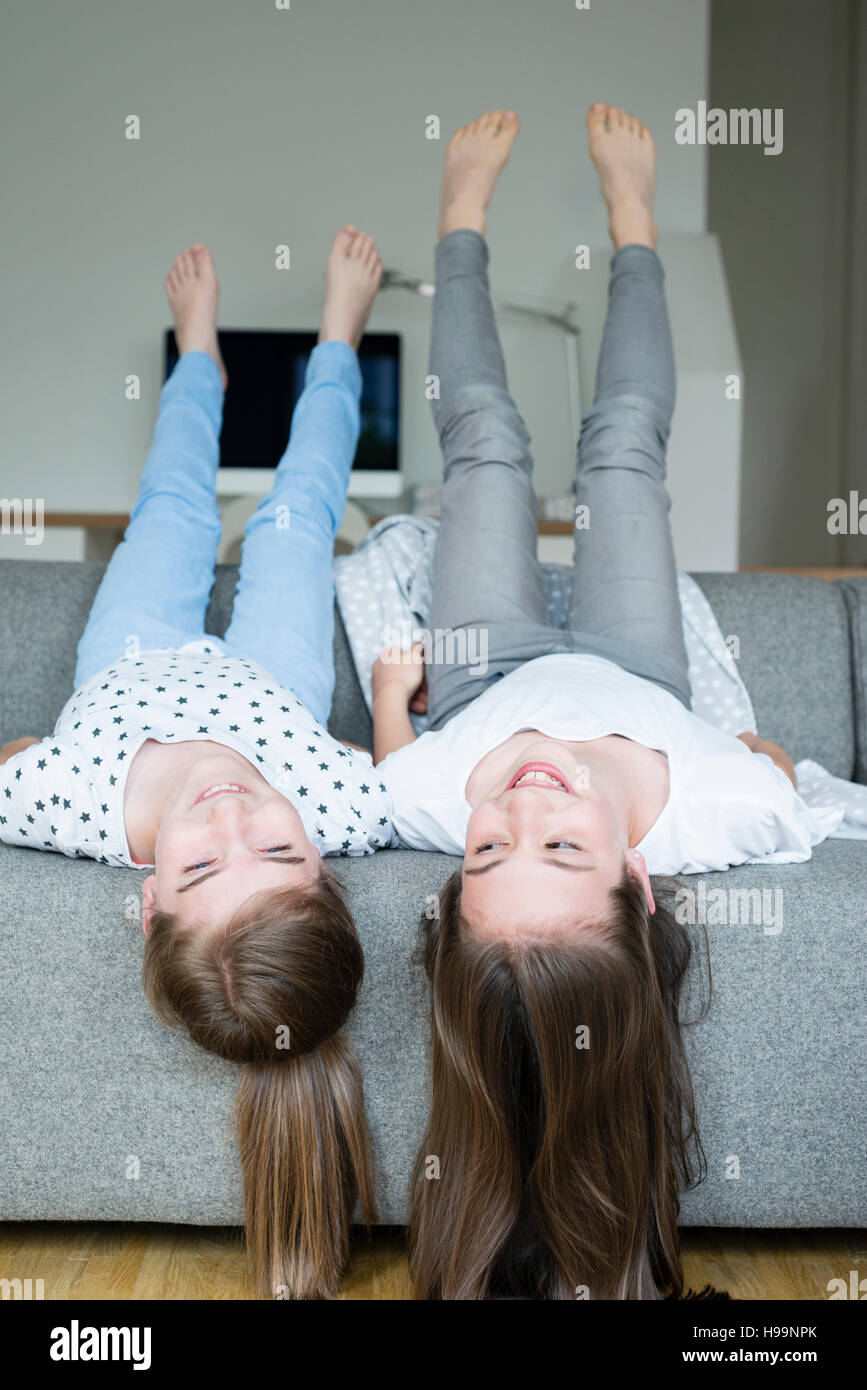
[463, 858, 592, 877]
[176, 854, 306, 893]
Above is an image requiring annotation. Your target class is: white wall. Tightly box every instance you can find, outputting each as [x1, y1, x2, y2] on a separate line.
[2, 0, 740, 568]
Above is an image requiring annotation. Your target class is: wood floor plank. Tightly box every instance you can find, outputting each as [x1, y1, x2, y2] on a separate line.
[0, 1222, 861, 1300]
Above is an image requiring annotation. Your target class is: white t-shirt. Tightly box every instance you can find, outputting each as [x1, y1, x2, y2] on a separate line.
[0, 644, 395, 867]
[380, 653, 844, 874]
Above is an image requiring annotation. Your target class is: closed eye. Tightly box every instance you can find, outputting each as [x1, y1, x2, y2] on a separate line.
[184, 859, 215, 874]
[177, 848, 306, 892]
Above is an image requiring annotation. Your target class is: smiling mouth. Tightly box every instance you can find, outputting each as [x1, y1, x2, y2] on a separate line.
[505, 762, 576, 795]
[192, 782, 250, 806]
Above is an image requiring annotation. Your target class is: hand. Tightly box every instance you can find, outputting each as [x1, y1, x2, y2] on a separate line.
[372, 644, 428, 714]
[0, 736, 41, 765]
[737, 731, 797, 788]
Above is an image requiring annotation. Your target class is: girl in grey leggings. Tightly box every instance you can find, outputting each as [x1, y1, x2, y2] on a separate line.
[374, 105, 803, 1298]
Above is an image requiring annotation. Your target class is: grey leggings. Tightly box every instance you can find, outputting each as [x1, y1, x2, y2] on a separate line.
[426, 228, 690, 730]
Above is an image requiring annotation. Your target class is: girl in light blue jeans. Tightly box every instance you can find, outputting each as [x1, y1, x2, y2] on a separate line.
[0, 227, 388, 1301]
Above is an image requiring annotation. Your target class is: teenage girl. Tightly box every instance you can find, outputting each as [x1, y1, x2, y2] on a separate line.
[1, 227, 393, 1297]
[373, 106, 825, 1298]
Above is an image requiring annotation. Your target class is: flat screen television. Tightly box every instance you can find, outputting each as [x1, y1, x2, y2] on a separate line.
[163, 329, 402, 497]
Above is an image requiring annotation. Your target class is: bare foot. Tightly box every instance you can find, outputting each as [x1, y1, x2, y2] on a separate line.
[318, 226, 383, 351]
[586, 103, 658, 251]
[164, 244, 227, 389]
[438, 109, 519, 241]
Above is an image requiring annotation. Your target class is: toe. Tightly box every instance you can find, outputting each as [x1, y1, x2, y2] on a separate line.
[334, 225, 357, 255]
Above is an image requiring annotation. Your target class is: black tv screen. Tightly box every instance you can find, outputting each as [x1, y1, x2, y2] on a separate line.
[164, 329, 400, 474]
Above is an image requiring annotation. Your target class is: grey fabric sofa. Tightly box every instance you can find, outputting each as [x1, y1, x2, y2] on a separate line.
[1, 561, 865, 1231]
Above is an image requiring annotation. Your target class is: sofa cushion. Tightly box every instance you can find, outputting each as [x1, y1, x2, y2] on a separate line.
[692, 573, 855, 779]
[0, 838, 863, 1227]
[0, 562, 856, 775]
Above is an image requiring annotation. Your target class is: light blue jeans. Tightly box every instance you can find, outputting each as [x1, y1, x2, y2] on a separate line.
[75, 343, 361, 725]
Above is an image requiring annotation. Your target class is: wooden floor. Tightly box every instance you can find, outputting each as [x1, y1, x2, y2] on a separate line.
[1, 1223, 863, 1299]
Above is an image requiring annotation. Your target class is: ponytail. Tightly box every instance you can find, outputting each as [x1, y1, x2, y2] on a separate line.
[143, 874, 377, 1298]
[237, 1031, 377, 1298]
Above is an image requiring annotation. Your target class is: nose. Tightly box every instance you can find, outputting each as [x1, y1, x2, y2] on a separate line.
[501, 786, 553, 829]
[205, 793, 250, 828]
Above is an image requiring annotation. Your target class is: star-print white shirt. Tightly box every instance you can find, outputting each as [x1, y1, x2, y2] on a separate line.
[0, 643, 396, 867]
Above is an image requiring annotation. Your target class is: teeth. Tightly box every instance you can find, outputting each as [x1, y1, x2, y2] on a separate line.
[201, 783, 244, 800]
[515, 771, 565, 788]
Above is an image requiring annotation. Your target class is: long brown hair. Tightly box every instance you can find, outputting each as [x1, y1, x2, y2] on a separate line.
[408, 866, 707, 1299]
[142, 870, 377, 1298]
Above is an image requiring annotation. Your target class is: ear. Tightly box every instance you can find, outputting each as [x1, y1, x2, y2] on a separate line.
[625, 849, 655, 914]
[141, 874, 158, 936]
